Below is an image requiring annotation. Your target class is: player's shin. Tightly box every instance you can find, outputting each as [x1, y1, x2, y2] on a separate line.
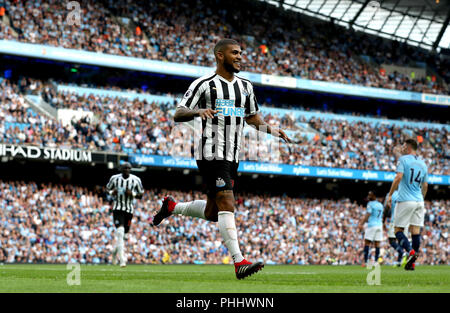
[173, 200, 207, 219]
[363, 246, 370, 263]
[395, 231, 411, 253]
[411, 234, 421, 255]
[218, 211, 244, 263]
[375, 247, 380, 261]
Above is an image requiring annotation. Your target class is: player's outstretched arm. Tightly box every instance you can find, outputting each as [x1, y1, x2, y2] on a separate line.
[174, 107, 218, 122]
[245, 113, 292, 143]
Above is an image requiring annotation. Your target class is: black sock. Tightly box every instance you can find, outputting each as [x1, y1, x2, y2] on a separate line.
[390, 238, 404, 262]
[411, 234, 421, 254]
[389, 238, 399, 250]
[397, 246, 404, 262]
[375, 247, 380, 261]
[363, 246, 370, 263]
[395, 231, 411, 253]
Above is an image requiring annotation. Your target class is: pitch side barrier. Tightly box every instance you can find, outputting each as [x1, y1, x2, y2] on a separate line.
[1, 40, 449, 106]
[128, 154, 450, 185]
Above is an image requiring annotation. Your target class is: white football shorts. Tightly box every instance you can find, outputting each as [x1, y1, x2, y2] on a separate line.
[364, 226, 383, 242]
[393, 201, 425, 228]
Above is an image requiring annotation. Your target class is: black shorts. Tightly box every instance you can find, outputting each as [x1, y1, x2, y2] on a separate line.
[196, 159, 239, 198]
[112, 210, 133, 233]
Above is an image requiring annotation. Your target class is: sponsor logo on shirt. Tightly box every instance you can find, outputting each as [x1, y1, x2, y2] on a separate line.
[215, 99, 245, 117]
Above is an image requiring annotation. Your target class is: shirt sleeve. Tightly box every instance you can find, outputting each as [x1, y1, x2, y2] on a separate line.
[366, 203, 372, 215]
[396, 158, 404, 173]
[134, 177, 144, 195]
[423, 170, 428, 184]
[244, 81, 259, 117]
[177, 79, 205, 110]
[106, 176, 115, 191]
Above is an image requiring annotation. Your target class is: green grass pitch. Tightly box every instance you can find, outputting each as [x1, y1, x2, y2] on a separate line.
[0, 264, 448, 293]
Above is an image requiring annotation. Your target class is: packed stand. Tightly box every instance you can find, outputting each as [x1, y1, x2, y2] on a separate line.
[1, 0, 150, 57]
[0, 180, 447, 265]
[0, 0, 447, 95]
[277, 117, 449, 175]
[1, 77, 449, 174]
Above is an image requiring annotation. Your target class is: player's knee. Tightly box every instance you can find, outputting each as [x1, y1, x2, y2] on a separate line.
[409, 225, 420, 235]
[204, 199, 218, 222]
[394, 227, 403, 234]
[205, 211, 218, 222]
[215, 191, 235, 212]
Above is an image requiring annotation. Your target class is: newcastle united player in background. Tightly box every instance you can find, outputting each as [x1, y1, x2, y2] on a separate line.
[106, 162, 144, 267]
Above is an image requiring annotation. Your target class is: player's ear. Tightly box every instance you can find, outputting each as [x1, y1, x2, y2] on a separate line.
[215, 51, 224, 62]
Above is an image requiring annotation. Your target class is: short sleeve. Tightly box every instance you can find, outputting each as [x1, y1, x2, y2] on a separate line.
[396, 158, 404, 173]
[243, 81, 259, 117]
[135, 177, 144, 194]
[366, 202, 373, 214]
[423, 171, 428, 184]
[177, 79, 205, 110]
[106, 176, 115, 190]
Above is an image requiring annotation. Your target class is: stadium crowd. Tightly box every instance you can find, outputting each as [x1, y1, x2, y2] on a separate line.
[0, 180, 447, 265]
[0, 0, 447, 95]
[1, 77, 449, 175]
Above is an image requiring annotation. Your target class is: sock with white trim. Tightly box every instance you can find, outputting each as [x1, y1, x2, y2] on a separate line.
[173, 200, 207, 220]
[218, 211, 244, 264]
[116, 226, 125, 264]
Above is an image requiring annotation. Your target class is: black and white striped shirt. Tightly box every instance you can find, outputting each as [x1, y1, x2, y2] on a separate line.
[106, 174, 144, 214]
[178, 73, 259, 162]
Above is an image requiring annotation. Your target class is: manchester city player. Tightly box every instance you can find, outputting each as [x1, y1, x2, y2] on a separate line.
[358, 191, 384, 266]
[383, 190, 407, 267]
[386, 139, 428, 271]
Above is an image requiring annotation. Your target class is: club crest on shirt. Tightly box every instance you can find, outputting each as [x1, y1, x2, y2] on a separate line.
[216, 177, 226, 187]
[184, 89, 193, 99]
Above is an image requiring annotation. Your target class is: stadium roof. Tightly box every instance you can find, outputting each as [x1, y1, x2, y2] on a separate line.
[259, 0, 450, 51]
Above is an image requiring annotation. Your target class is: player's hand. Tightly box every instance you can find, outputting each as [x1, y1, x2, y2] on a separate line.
[386, 195, 392, 209]
[125, 189, 133, 196]
[278, 129, 292, 144]
[111, 189, 117, 196]
[198, 109, 218, 120]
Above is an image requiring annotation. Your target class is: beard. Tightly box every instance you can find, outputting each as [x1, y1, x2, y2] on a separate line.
[223, 59, 240, 73]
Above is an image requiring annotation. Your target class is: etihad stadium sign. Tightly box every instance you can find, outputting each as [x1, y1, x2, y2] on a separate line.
[0, 144, 92, 162]
[0, 144, 126, 165]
